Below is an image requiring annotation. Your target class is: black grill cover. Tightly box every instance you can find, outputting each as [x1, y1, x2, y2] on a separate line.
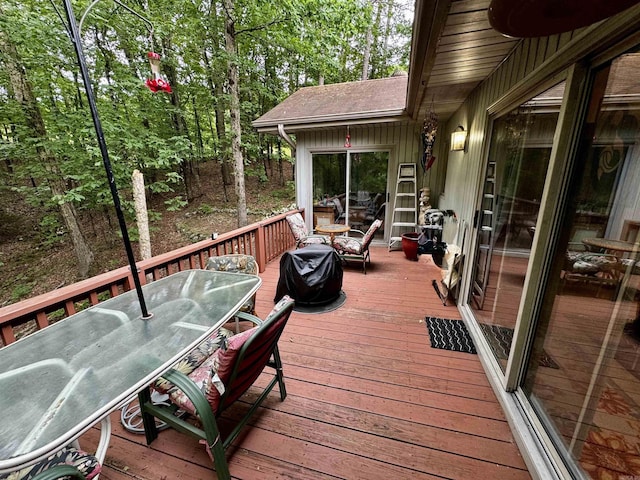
[275, 244, 343, 305]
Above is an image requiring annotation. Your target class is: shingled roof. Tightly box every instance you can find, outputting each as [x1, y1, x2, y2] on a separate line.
[252, 75, 409, 133]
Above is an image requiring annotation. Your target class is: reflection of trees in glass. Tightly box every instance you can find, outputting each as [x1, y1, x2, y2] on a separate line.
[350, 152, 388, 195]
[575, 107, 635, 214]
[312, 154, 346, 200]
[312, 152, 388, 202]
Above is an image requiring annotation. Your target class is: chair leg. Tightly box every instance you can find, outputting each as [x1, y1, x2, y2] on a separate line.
[272, 346, 287, 401]
[149, 369, 231, 480]
[138, 388, 159, 445]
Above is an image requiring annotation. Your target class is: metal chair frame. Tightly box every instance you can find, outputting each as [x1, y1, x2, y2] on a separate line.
[138, 298, 295, 480]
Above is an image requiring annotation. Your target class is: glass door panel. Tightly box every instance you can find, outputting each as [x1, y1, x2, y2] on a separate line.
[469, 82, 564, 372]
[312, 153, 347, 228]
[523, 49, 640, 478]
[348, 152, 388, 236]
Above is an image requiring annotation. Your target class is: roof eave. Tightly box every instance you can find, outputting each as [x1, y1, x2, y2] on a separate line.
[406, 0, 452, 120]
[252, 109, 409, 132]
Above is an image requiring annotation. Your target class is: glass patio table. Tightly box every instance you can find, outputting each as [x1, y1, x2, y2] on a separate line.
[0, 269, 261, 475]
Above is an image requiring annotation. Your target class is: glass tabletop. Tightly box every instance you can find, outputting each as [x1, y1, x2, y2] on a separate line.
[0, 269, 261, 472]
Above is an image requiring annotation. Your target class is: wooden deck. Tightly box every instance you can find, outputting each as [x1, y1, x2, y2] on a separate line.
[80, 245, 531, 479]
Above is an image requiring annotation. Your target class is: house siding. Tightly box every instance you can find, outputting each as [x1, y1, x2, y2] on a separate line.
[436, 8, 640, 479]
[294, 123, 447, 234]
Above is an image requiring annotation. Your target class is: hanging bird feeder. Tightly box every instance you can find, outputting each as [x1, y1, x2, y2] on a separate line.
[344, 126, 351, 148]
[145, 51, 172, 93]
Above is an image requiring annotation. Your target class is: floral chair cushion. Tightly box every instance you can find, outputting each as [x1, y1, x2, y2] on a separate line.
[169, 326, 257, 415]
[361, 219, 383, 248]
[286, 213, 328, 247]
[169, 296, 293, 416]
[0, 448, 101, 480]
[332, 220, 382, 255]
[565, 251, 619, 275]
[332, 236, 363, 254]
[205, 255, 258, 275]
[154, 327, 234, 394]
[285, 213, 308, 243]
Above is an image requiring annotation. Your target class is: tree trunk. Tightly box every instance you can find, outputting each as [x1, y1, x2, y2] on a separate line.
[370, 0, 384, 78]
[0, 25, 94, 277]
[132, 170, 152, 261]
[223, 0, 248, 227]
[162, 37, 199, 201]
[215, 82, 233, 189]
[203, 48, 232, 199]
[362, 24, 372, 80]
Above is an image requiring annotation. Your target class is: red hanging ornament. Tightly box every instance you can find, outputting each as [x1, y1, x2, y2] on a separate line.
[145, 51, 172, 94]
[344, 126, 351, 148]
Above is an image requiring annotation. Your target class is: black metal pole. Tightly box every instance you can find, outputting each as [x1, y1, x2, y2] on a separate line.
[62, 0, 151, 319]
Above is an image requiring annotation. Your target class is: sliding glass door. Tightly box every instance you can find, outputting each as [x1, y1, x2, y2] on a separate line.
[312, 151, 388, 237]
[522, 48, 640, 478]
[469, 82, 564, 372]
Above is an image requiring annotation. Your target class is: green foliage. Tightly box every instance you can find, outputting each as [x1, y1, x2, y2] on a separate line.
[271, 181, 296, 200]
[165, 195, 188, 211]
[197, 204, 215, 215]
[1, 0, 411, 233]
[11, 277, 35, 302]
[38, 215, 65, 247]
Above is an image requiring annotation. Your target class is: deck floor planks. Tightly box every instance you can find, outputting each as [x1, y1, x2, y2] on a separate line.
[78, 246, 530, 479]
[231, 387, 525, 467]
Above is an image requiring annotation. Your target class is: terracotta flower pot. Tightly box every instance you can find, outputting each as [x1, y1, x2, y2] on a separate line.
[401, 232, 420, 261]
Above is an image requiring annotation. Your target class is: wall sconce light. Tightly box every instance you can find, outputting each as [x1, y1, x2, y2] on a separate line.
[450, 126, 467, 151]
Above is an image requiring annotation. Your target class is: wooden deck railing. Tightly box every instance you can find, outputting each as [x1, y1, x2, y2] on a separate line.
[0, 209, 301, 346]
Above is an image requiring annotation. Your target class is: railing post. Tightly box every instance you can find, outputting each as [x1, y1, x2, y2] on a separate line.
[256, 222, 267, 273]
[1, 325, 16, 346]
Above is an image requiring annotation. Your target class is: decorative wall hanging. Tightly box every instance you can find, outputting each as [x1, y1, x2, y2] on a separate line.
[421, 109, 438, 172]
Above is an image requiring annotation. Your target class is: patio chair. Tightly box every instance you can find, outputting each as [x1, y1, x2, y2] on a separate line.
[561, 251, 621, 298]
[205, 254, 259, 318]
[138, 296, 296, 480]
[119, 254, 259, 434]
[332, 219, 383, 274]
[285, 212, 330, 248]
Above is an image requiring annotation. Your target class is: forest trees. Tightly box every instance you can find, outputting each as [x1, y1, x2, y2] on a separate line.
[0, 0, 411, 276]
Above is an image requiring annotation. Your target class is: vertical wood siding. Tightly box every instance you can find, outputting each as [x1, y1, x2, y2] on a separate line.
[439, 32, 585, 234]
[296, 123, 442, 234]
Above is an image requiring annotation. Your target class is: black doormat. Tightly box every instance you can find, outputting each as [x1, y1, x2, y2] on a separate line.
[292, 291, 347, 314]
[425, 317, 477, 354]
[479, 324, 559, 369]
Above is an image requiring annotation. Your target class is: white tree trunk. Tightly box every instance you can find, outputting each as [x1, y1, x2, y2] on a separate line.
[132, 170, 151, 260]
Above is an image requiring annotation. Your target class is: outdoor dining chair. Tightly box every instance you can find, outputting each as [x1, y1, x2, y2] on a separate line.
[285, 212, 330, 248]
[138, 295, 295, 479]
[119, 254, 259, 434]
[332, 219, 383, 274]
[205, 254, 259, 329]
